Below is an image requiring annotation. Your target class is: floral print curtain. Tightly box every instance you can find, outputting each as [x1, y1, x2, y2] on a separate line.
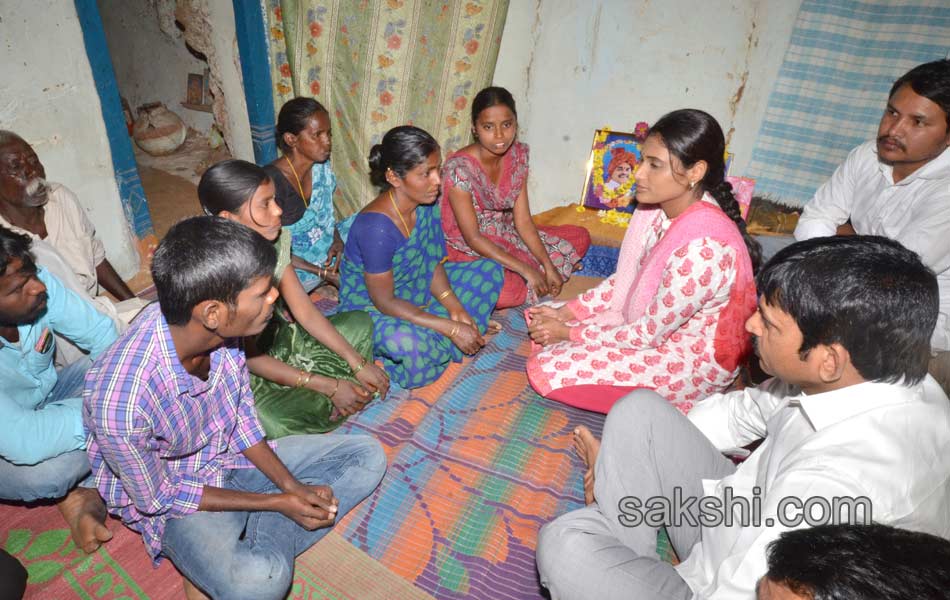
[263, 0, 510, 217]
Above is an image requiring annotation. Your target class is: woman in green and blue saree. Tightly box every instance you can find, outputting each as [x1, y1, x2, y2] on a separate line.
[339, 126, 503, 388]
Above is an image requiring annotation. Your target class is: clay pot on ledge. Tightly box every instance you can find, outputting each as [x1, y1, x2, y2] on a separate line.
[132, 102, 187, 156]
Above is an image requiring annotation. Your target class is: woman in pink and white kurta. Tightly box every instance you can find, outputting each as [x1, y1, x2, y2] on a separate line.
[526, 109, 761, 415]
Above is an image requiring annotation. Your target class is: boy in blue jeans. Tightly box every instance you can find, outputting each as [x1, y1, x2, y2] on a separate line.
[84, 217, 386, 600]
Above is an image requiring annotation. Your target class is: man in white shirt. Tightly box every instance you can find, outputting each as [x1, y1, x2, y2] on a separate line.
[793, 59, 950, 392]
[536, 236, 950, 600]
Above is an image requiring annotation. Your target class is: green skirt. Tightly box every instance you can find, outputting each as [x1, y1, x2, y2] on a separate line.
[251, 310, 374, 438]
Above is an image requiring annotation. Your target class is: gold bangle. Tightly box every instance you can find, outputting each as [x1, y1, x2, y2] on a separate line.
[449, 323, 460, 338]
[328, 378, 340, 399]
[352, 357, 367, 375]
[295, 370, 312, 388]
[437, 289, 453, 301]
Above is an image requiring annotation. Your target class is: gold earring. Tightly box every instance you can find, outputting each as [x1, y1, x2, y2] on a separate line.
[688, 181, 695, 190]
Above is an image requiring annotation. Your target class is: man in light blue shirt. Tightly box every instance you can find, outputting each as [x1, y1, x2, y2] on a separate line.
[0, 225, 118, 553]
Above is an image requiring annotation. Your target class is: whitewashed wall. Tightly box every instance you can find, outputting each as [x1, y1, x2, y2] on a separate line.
[205, 0, 254, 162]
[493, 0, 803, 212]
[0, 0, 140, 276]
[0, 0, 804, 272]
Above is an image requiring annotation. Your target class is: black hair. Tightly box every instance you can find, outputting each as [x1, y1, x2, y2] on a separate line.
[367, 125, 439, 190]
[471, 86, 517, 125]
[151, 216, 276, 326]
[765, 524, 950, 600]
[0, 225, 35, 275]
[198, 159, 271, 228]
[889, 59, 950, 129]
[275, 97, 328, 153]
[757, 235, 937, 384]
[648, 109, 763, 273]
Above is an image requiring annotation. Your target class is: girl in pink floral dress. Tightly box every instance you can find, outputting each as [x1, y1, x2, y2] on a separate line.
[441, 87, 590, 308]
[526, 109, 762, 415]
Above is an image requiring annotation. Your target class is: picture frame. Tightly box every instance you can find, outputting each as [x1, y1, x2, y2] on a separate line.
[580, 125, 739, 214]
[186, 73, 204, 106]
[580, 128, 644, 213]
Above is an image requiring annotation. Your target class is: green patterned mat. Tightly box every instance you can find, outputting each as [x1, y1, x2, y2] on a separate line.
[1, 503, 433, 599]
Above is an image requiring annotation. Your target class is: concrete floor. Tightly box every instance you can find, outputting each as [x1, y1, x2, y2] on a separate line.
[125, 130, 227, 291]
[139, 165, 202, 239]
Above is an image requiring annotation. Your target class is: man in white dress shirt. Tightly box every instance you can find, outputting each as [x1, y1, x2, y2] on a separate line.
[536, 236, 950, 600]
[794, 59, 950, 392]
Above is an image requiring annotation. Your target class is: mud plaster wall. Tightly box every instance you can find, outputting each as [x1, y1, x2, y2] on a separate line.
[493, 0, 803, 213]
[173, 0, 254, 161]
[0, 1, 140, 276]
[98, 0, 215, 133]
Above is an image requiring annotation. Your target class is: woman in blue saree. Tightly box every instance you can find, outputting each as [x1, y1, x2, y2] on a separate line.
[339, 126, 503, 388]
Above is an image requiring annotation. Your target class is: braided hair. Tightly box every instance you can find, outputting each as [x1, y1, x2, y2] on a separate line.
[648, 109, 762, 272]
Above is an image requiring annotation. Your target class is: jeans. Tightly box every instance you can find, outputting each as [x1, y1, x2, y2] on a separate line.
[0, 358, 93, 501]
[161, 433, 386, 600]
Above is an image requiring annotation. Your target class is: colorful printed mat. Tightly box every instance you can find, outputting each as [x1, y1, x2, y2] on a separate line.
[1, 502, 181, 600]
[0, 504, 435, 600]
[333, 307, 607, 598]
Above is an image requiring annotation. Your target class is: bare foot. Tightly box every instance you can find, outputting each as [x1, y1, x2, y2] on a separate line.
[581, 469, 596, 506]
[486, 319, 502, 335]
[57, 487, 112, 554]
[573, 426, 601, 505]
[183, 576, 211, 600]
[573, 425, 601, 469]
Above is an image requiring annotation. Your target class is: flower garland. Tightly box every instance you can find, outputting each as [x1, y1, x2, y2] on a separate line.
[574, 204, 632, 228]
[598, 209, 632, 228]
[597, 169, 635, 202]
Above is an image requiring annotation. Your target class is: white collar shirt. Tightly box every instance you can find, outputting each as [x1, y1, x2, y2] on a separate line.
[0, 183, 107, 297]
[794, 142, 950, 351]
[675, 376, 950, 599]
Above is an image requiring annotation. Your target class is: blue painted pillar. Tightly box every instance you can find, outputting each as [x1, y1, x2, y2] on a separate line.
[233, 0, 278, 165]
[73, 0, 154, 237]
